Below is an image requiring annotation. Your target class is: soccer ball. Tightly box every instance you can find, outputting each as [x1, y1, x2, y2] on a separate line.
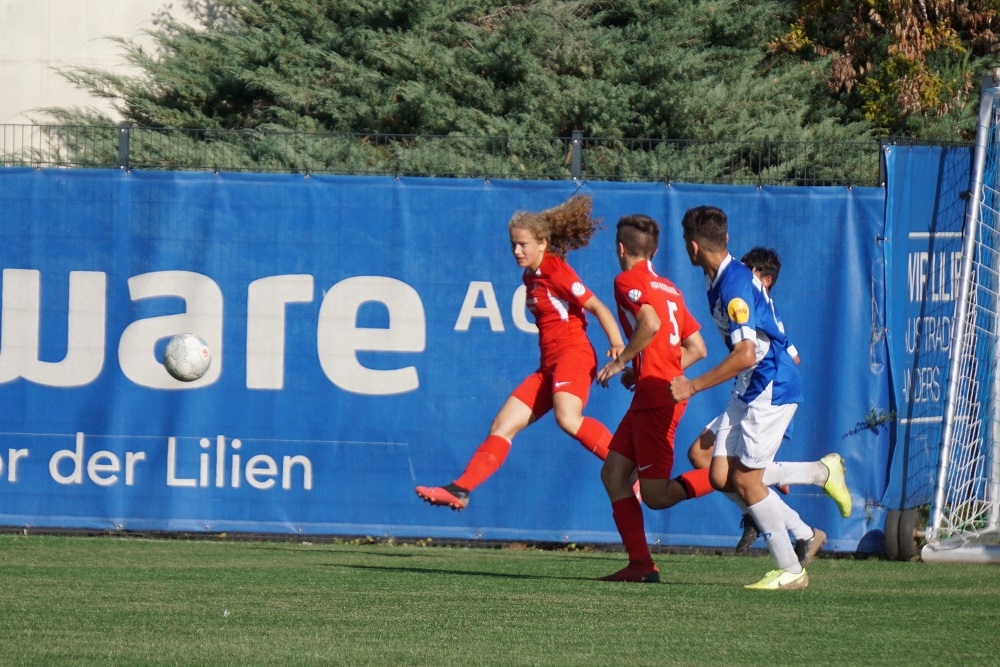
[163, 333, 211, 382]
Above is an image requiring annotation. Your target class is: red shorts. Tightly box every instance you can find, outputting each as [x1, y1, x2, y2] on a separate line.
[511, 343, 596, 417]
[609, 402, 685, 479]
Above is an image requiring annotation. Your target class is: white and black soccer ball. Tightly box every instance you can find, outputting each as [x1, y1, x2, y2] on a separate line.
[162, 333, 211, 382]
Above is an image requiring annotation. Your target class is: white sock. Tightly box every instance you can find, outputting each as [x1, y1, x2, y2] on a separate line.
[780, 501, 813, 541]
[731, 487, 810, 540]
[724, 491, 749, 513]
[747, 489, 802, 573]
[763, 461, 827, 487]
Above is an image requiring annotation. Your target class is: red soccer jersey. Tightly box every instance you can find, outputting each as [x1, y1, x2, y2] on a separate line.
[523, 253, 595, 358]
[614, 260, 700, 409]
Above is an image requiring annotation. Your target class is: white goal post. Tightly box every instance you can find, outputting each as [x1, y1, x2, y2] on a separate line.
[922, 80, 1000, 563]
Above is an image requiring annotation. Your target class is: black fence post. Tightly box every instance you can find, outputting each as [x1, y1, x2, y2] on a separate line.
[571, 130, 582, 179]
[117, 122, 131, 170]
[878, 136, 891, 188]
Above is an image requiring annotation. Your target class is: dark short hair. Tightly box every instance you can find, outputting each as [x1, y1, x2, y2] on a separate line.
[740, 246, 782, 286]
[681, 206, 727, 251]
[616, 214, 659, 258]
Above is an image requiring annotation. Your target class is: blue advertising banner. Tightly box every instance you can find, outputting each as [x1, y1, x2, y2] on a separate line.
[0, 168, 888, 551]
[882, 145, 971, 511]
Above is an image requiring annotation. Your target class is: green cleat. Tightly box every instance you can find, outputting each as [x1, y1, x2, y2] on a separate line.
[821, 453, 852, 518]
[744, 568, 809, 590]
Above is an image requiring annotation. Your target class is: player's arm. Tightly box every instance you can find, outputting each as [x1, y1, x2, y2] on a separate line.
[788, 342, 800, 365]
[680, 330, 707, 370]
[582, 294, 626, 359]
[670, 338, 755, 401]
[619, 366, 635, 391]
[597, 303, 658, 387]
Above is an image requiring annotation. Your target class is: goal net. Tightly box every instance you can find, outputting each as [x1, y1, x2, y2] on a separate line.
[923, 84, 1000, 562]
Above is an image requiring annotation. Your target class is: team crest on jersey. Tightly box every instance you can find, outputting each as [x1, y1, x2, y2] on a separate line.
[571, 281, 586, 297]
[627, 288, 642, 303]
[727, 297, 750, 324]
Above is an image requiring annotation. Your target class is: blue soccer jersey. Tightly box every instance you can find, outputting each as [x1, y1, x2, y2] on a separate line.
[706, 255, 803, 405]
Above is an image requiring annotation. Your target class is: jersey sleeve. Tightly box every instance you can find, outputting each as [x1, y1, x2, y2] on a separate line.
[552, 259, 595, 307]
[720, 272, 758, 345]
[613, 272, 645, 316]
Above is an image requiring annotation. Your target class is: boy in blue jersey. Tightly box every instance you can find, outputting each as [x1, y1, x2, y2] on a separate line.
[670, 205, 810, 590]
[685, 247, 852, 557]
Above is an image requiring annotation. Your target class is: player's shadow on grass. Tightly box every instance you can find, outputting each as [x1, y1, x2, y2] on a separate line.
[252, 545, 630, 564]
[247, 545, 421, 558]
[329, 562, 694, 585]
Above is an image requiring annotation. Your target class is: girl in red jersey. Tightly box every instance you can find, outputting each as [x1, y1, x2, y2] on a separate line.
[416, 194, 625, 510]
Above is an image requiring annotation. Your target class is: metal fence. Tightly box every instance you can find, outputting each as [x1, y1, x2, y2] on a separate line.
[1, 123, 894, 186]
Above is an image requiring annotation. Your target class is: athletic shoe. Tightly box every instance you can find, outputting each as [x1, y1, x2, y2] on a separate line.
[820, 453, 853, 518]
[415, 483, 469, 510]
[774, 484, 791, 495]
[735, 514, 760, 553]
[632, 479, 642, 504]
[794, 528, 827, 566]
[599, 564, 660, 583]
[744, 568, 809, 590]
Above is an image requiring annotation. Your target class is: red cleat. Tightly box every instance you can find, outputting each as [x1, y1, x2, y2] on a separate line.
[599, 564, 660, 583]
[415, 484, 469, 510]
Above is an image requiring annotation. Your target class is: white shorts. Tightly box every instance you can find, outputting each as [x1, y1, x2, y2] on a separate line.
[705, 414, 724, 435]
[712, 383, 797, 469]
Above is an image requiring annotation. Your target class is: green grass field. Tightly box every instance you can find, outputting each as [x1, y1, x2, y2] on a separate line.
[0, 534, 994, 666]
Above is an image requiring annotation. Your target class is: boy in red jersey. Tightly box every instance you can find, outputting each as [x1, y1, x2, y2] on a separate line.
[595, 214, 707, 582]
[416, 195, 626, 510]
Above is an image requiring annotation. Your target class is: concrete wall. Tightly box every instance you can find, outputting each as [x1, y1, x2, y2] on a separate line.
[0, 0, 197, 124]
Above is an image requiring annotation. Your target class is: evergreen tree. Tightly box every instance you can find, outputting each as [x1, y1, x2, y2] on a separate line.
[39, 0, 999, 178]
[48, 0, 871, 142]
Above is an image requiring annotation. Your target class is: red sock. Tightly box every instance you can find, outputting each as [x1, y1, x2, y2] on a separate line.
[574, 417, 612, 461]
[454, 435, 511, 492]
[611, 496, 653, 570]
[676, 468, 714, 499]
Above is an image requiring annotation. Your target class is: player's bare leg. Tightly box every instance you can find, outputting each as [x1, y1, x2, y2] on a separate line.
[713, 456, 808, 589]
[689, 428, 757, 550]
[637, 477, 693, 510]
[553, 391, 612, 461]
[696, 430, 847, 550]
[599, 451, 660, 583]
[687, 428, 714, 469]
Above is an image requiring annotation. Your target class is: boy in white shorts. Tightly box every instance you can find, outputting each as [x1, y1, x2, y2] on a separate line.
[683, 247, 851, 556]
[670, 205, 811, 590]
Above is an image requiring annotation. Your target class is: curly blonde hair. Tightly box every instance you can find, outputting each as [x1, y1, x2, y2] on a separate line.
[508, 194, 602, 258]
